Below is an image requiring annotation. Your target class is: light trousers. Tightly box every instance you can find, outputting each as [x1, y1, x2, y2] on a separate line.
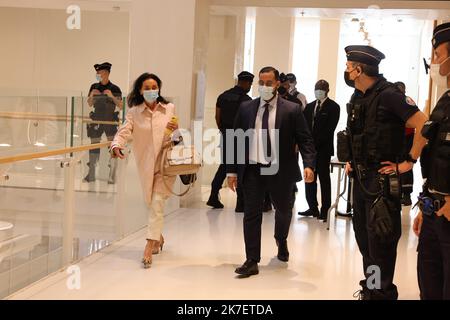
[146, 192, 168, 240]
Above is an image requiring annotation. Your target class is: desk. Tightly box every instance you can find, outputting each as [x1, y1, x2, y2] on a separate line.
[326, 158, 353, 230]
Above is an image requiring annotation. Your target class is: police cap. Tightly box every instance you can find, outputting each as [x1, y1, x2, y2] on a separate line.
[345, 45, 385, 66]
[94, 62, 112, 72]
[279, 72, 288, 83]
[237, 71, 254, 82]
[432, 22, 450, 49]
[285, 73, 296, 82]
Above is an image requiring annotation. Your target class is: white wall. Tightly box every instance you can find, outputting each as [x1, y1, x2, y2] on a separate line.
[202, 15, 240, 186]
[317, 19, 341, 100]
[0, 7, 130, 96]
[252, 9, 295, 96]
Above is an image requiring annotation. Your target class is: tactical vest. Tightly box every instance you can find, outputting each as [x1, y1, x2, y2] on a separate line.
[220, 89, 249, 130]
[421, 90, 450, 193]
[347, 80, 405, 167]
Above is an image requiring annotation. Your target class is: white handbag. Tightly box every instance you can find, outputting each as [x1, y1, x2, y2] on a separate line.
[160, 140, 201, 196]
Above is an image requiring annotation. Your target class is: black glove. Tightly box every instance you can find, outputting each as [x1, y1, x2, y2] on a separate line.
[369, 196, 395, 242]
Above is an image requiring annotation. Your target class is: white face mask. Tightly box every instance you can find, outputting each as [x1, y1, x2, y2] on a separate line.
[96, 74, 102, 82]
[289, 83, 296, 93]
[314, 90, 326, 101]
[430, 57, 450, 88]
[258, 85, 275, 101]
[143, 90, 159, 103]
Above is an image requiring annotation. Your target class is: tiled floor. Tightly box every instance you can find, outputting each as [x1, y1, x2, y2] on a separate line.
[8, 184, 421, 300]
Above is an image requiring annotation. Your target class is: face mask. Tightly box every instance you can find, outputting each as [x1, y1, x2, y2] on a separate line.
[314, 90, 326, 100]
[344, 68, 358, 88]
[278, 86, 287, 96]
[259, 85, 275, 101]
[96, 74, 102, 82]
[289, 83, 296, 93]
[430, 57, 450, 88]
[143, 90, 159, 103]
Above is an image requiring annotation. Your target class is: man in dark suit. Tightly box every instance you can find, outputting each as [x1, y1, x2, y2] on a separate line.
[298, 80, 340, 221]
[226, 66, 316, 277]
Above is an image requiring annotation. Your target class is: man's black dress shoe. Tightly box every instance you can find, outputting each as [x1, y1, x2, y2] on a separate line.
[276, 240, 289, 262]
[235, 259, 259, 276]
[298, 207, 319, 217]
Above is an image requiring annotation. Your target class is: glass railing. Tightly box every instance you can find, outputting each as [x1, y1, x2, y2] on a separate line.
[0, 95, 153, 299]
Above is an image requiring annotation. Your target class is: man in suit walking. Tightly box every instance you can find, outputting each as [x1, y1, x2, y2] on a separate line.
[298, 80, 340, 221]
[226, 66, 316, 277]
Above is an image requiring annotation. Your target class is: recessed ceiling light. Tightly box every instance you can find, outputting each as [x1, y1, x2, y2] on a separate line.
[0, 143, 11, 147]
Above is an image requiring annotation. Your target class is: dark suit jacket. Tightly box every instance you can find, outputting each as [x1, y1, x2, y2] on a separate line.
[303, 98, 340, 156]
[226, 96, 316, 185]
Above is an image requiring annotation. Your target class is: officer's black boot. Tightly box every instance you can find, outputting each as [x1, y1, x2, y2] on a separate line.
[207, 193, 224, 209]
[84, 152, 99, 182]
[108, 158, 118, 184]
[353, 280, 371, 300]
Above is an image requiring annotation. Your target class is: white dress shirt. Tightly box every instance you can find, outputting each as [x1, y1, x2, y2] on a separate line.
[227, 94, 278, 178]
[250, 95, 278, 164]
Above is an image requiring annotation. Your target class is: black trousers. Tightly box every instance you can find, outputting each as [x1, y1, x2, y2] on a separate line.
[400, 134, 414, 196]
[352, 171, 402, 299]
[418, 213, 450, 300]
[210, 131, 244, 201]
[242, 165, 294, 262]
[305, 152, 331, 217]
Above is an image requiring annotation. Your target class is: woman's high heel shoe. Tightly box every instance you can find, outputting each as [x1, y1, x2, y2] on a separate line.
[152, 235, 165, 255]
[142, 240, 156, 268]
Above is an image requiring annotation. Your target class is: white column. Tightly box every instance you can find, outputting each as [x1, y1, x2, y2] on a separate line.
[317, 19, 341, 100]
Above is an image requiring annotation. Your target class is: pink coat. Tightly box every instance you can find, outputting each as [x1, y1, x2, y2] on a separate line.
[111, 102, 176, 205]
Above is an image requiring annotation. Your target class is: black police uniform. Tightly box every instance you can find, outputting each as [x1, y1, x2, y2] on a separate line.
[342, 45, 420, 300]
[417, 22, 450, 300]
[85, 62, 122, 183]
[208, 72, 253, 210]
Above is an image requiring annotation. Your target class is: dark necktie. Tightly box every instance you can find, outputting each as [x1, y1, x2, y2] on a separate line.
[262, 103, 271, 159]
[313, 100, 321, 129]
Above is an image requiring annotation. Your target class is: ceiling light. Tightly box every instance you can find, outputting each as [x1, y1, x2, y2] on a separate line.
[34, 142, 46, 147]
[0, 143, 11, 147]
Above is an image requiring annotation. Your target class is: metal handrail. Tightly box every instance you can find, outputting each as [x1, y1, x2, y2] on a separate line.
[0, 111, 120, 125]
[0, 142, 111, 165]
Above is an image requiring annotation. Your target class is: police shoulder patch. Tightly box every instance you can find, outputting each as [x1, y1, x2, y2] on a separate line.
[406, 96, 416, 106]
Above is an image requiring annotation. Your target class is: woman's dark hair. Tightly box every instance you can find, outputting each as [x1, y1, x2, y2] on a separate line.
[127, 73, 169, 107]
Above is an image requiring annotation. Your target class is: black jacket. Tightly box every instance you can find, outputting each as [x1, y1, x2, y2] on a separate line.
[303, 98, 340, 156]
[226, 96, 316, 185]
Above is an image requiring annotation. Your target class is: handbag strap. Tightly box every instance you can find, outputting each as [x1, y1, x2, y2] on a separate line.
[160, 141, 196, 197]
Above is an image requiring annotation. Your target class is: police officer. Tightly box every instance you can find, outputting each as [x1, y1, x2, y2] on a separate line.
[278, 73, 301, 105]
[341, 45, 428, 299]
[394, 81, 416, 206]
[285, 73, 307, 110]
[85, 62, 123, 183]
[413, 22, 450, 300]
[207, 71, 254, 211]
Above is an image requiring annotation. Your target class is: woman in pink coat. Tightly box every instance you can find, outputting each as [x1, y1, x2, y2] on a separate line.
[111, 73, 178, 269]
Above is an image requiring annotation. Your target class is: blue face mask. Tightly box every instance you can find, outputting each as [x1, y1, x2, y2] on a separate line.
[314, 89, 326, 101]
[143, 90, 159, 103]
[96, 74, 102, 82]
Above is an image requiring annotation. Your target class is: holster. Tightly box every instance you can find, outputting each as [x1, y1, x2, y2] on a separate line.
[337, 130, 352, 162]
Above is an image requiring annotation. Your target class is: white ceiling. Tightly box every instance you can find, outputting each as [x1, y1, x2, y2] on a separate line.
[0, 0, 131, 12]
[210, 1, 450, 20]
